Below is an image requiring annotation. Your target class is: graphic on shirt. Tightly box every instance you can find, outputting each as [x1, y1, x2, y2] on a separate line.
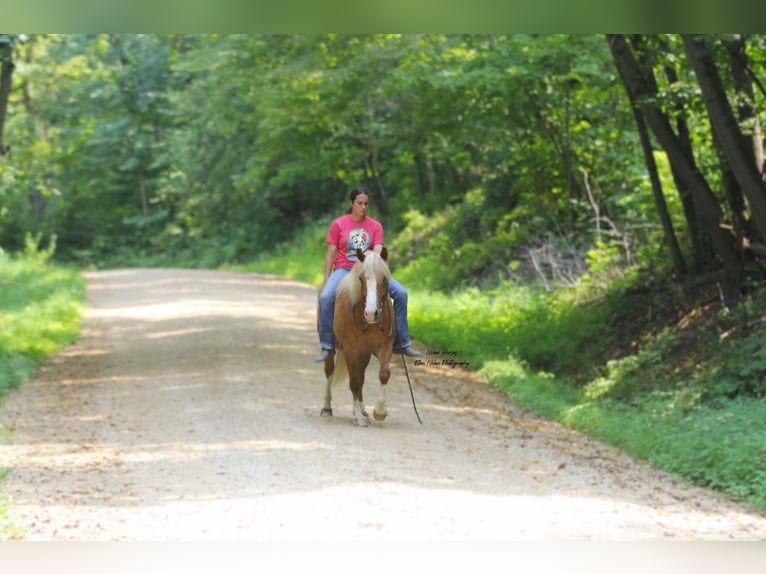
[347, 228, 371, 262]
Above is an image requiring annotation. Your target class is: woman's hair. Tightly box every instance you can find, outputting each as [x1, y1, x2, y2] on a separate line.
[350, 186, 370, 202]
[347, 186, 370, 213]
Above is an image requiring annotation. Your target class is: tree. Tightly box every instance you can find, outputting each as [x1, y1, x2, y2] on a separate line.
[682, 34, 766, 254]
[0, 34, 17, 156]
[608, 34, 744, 296]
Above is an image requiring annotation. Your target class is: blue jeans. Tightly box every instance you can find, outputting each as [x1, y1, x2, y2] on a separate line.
[318, 268, 412, 351]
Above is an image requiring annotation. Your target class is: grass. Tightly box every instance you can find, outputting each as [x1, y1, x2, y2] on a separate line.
[0, 253, 86, 401]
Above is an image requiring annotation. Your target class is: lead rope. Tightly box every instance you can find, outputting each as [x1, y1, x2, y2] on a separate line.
[400, 351, 423, 425]
[388, 292, 422, 424]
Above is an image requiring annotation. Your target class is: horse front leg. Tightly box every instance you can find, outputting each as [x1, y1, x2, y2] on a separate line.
[373, 353, 392, 421]
[351, 376, 369, 427]
[348, 355, 371, 427]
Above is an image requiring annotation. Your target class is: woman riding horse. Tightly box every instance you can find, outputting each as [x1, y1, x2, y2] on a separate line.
[315, 186, 421, 362]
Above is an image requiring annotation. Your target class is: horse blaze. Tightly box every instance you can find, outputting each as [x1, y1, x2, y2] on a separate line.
[364, 273, 378, 323]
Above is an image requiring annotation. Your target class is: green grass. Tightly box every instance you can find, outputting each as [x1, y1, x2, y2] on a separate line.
[1, 253, 86, 401]
[407, 281, 615, 376]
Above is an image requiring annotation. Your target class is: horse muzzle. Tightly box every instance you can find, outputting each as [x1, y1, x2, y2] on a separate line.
[364, 304, 383, 324]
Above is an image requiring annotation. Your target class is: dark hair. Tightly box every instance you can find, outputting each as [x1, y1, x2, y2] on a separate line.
[347, 186, 370, 213]
[350, 186, 370, 202]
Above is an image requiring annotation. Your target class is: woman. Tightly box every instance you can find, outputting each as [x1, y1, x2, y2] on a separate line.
[315, 186, 421, 362]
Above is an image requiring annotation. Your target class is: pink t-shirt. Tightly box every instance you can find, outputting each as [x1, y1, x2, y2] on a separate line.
[327, 214, 384, 270]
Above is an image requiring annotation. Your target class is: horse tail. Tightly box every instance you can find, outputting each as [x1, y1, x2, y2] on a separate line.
[330, 352, 348, 388]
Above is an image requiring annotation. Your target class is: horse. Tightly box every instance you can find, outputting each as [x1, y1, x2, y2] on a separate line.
[320, 247, 396, 426]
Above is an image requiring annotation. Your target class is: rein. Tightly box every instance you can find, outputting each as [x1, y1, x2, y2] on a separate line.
[400, 351, 423, 425]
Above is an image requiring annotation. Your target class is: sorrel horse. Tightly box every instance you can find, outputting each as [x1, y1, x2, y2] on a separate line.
[320, 247, 396, 426]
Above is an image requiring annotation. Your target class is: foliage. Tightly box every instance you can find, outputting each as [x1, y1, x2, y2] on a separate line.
[407, 273, 626, 376]
[1, 34, 652, 276]
[227, 215, 331, 286]
[0, 243, 85, 401]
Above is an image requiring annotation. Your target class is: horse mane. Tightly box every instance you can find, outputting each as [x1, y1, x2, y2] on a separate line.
[337, 250, 391, 306]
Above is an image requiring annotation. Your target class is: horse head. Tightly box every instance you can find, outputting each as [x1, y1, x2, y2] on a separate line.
[355, 248, 391, 325]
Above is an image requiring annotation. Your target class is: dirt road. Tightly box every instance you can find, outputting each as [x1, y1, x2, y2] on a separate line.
[1, 268, 765, 541]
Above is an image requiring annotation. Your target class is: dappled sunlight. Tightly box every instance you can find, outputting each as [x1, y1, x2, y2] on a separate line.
[56, 347, 110, 358]
[257, 342, 315, 354]
[6, 438, 331, 469]
[417, 401, 510, 419]
[146, 327, 214, 340]
[59, 375, 143, 386]
[88, 300, 279, 321]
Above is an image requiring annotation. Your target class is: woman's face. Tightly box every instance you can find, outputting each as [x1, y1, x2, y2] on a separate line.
[349, 193, 369, 220]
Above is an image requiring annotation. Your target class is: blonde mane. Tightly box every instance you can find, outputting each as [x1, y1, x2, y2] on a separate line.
[337, 250, 391, 305]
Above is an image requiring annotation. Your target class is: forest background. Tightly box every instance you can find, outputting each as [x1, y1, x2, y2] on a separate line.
[2, 34, 766, 512]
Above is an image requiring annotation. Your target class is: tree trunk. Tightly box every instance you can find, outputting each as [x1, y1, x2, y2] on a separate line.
[655, 36, 708, 271]
[0, 36, 15, 156]
[607, 34, 743, 295]
[712, 127, 750, 256]
[362, 152, 389, 217]
[632, 103, 687, 275]
[139, 165, 149, 216]
[683, 34, 766, 250]
[725, 35, 765, 178]
[414, 152, 427, 202]
[627, 35, 688, 275]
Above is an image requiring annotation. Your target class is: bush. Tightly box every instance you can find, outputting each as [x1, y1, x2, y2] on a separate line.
[0, 246, 85, 401]
[227, 216, 331, 286]
[408, 279, 614, 376]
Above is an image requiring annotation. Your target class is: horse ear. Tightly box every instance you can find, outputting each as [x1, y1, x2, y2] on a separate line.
[356, 248, 365, 262]
[380, 246, 388, 261]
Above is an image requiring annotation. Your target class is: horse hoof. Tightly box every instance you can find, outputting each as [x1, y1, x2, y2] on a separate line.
[354, 416, 369, 427]
[320, 407, 333, 417]
[373, 409, 387, 421]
